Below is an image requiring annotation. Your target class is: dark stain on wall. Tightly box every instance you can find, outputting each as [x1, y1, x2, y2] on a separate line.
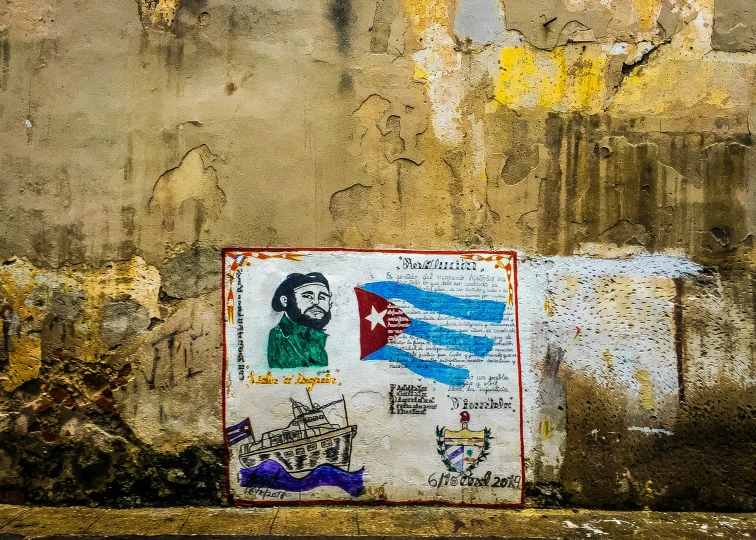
[542, 270, 756, 511]
[119, 206, 138, 261]
[559, 373, 756, 510]
[0, 277, 224, 505]
[31, 222, 88, 268]
[1, 427, 224, 506]
[0, 28, 10, 92]
[537, 113, 566, 256]
[674, 277, 685, 403]
[339, 72, 354, 94]
[173, 0, 209, 37]
[506, 113, 756, 263]
[443, 150, 470, 244]
[327, 0, 355, 54]
[0, 303, 15, 372]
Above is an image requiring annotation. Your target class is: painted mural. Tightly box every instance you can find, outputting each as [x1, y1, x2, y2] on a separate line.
[222, 249, 523, 505]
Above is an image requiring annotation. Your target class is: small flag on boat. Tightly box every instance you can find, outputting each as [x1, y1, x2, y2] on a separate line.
[225, 418, 253, 446]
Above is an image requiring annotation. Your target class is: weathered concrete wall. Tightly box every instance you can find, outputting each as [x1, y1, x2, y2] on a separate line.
[0, 0, 755, 509]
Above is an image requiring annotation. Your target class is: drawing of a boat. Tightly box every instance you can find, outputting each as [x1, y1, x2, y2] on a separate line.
[238, 393, 357, 476]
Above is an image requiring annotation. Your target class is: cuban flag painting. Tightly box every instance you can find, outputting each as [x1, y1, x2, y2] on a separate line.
[354, 282, 507, 385]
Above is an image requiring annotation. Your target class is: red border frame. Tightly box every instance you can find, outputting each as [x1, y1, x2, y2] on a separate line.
[220, 247, 525, 508]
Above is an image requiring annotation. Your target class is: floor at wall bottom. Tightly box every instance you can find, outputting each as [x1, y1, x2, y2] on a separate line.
[1, 504, 753, 539]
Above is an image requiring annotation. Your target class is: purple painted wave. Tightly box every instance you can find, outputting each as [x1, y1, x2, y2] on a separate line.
[240, 460, 364, 497]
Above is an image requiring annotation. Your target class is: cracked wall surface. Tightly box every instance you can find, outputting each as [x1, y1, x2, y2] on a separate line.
[1, 0, 756, 509]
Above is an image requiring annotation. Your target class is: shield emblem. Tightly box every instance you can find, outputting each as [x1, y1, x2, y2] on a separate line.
[442, 427, 486, 472]
[436, 411, 492, 473]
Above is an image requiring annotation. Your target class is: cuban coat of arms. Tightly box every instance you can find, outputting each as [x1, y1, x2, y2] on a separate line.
[436, 411, 492, 473]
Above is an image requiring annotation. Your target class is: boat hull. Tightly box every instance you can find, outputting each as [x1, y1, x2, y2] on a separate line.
[239, 425, 357, 474]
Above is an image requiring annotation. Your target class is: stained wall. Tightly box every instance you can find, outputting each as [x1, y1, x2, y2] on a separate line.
[1, 0, 755, 509]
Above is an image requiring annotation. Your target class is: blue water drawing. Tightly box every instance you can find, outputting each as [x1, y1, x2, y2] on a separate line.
[240, 459, 365, 497]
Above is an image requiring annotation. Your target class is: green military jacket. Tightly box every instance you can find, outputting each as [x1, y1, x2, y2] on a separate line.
[267, 315, 328, 369]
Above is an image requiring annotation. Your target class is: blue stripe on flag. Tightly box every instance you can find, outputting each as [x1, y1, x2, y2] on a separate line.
[363, 345, 469, 386]
[447, 446, 464, 460]
[226, 419, 249, 433]
[226, 419, 252, 446]
[404, 319, 494, 358]
[227, 432, 249, 446]
[360, 281, 505, 323]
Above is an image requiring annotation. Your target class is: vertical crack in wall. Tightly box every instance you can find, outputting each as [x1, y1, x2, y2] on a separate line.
[674, 277, 685, 403]
[0, 28, 9, 92]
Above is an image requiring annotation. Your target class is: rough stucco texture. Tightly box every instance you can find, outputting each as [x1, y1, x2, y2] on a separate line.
[1, 0, 756, 509]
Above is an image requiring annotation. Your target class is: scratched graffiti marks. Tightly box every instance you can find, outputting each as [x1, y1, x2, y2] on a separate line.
[143, 328, 204, 390]
[0, 303, 18, 371]
[115, 295, 221, 448]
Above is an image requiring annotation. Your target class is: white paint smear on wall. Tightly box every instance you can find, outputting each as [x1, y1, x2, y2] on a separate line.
[517, 254, 702, 480]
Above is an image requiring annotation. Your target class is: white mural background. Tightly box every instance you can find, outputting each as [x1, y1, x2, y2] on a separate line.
[223, 249, 524, 504]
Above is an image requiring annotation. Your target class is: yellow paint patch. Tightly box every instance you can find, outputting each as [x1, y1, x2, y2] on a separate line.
[570, 53, 606, 110]
[0, 257, 160, 392]
[79, 258, 161, 320]
[610, 58, 751, 115]
[414, 64, 430, 81]
[540, 417, 552, 439]
[631, 0, 660, 32]
[493, 45, 607, 112]
[544, 298, 555, 318]
[138, 0, 180, 28]
[541, 47, 568, 108]
[402, 0, 452, 34]
[494, 46, 550, 107]
[634, 370, 655, 410]
[705, 88, 731, 108]
[0, 260, 44, 391]
[602, 349, 614, 368]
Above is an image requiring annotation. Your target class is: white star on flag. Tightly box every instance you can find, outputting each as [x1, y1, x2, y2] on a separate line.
[365, 305, 387, 330]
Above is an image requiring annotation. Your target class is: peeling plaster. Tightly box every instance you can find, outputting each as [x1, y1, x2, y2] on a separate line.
[1, 0, 756, 509]
[0, 257, 160, 392]
[453, 0, 505, 46]
[148, 145, 226, 235]
[712, 0, 756, 52]
[136, 0, 181, 30]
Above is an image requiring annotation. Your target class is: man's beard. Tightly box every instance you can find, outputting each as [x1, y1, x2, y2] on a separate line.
[287, 303, 331, 331]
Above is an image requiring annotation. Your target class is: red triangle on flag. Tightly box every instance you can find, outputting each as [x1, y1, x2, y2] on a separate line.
[354, 288, 411, 359]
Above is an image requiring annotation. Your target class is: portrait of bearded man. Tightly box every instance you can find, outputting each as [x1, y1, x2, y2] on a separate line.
[267, 272, 333, 369]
